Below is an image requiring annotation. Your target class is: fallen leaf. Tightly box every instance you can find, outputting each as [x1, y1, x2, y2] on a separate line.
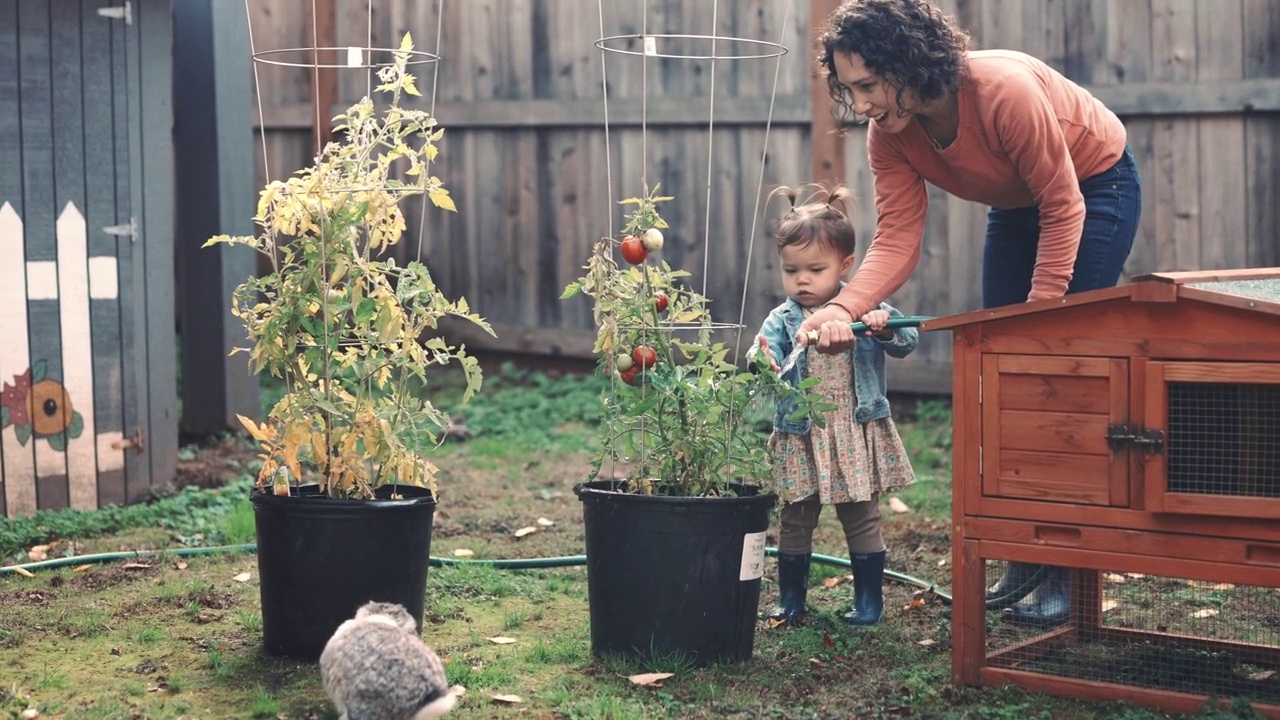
[1192, 608, 1219, 619]
[175, 561, 188, 570]
[232, 572, 252, 583]
[452, 548, 475, 557]
[513, 526, 538, 538]
[1101, 600, 1119, 612]
[887, 497, 912, 514]
[808, 657, 824, 668]
[122, 562, 152, 570]
[11, 566, 34, 578]
[821, 631, 836, 650]
[1249, 670, 1276, 681]
[536, 517, 555, 527]
[937, 558, 948, 567]
[73, 565, 95, 573]
[488, 636, 517, 645]
[490, 694, 523, 704]
[628, 672, 674, 687]
[905, 596, 926, 611]
[110, 647, 122, 656]
[765, 617, 787, 629]
[917, 638, 936, 647]
[1104, 573, 1126, 583]
[823, 575, 851, 588]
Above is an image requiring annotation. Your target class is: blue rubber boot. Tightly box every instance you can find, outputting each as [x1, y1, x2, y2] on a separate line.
[764, 552, 810, 625]
[842, 550, 885, 626]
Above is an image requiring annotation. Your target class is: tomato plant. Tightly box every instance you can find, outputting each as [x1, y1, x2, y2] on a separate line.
[632, 345, 658, 370]
[652, 291, 669, 313]
[562, 184, 825, 497]
[619, 235, 648, 265]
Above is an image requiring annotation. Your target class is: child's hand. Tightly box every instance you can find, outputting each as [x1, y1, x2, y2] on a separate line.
[859, 309, 894, 340]
[756, 335, 781, 372]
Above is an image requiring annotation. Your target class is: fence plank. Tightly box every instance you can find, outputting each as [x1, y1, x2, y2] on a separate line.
[1244, 0, 1280, 269]
[1196, 0, 1247, 271]
[1150, 0, 1200, 272]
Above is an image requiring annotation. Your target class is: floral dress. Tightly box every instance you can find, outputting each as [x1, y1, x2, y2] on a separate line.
[769, 346, 917, 505]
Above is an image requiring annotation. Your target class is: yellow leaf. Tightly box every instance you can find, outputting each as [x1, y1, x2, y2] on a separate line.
[399, 32, 414, 52]
[452, 548, 475, 557]
[428, 187, 456, 212]
[627, 672, 674, 687]
[488, 636, 517, 645]
[513, 526, 538, 538]
[536, 517, 555, 527]
[233, 572, 252, 583]
[10, 566, 34, 578]
[402, 74, 421, 97]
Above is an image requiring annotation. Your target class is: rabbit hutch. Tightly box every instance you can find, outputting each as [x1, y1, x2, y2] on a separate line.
[923, 268, 1280, 717]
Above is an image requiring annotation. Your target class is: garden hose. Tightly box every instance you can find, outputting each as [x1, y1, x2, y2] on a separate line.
[0, 544, 952, 603]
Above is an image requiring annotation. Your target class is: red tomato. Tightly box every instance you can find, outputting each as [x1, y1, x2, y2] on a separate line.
[620, 235, 648, 265]
[632, 345, 658, 370]
[620, 366, 641, 385]
[652, 291, 669, 313]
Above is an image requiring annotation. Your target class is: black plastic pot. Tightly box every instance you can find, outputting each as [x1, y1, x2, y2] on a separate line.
[251, 484, 437, 660]
[575, 480, 777, 666]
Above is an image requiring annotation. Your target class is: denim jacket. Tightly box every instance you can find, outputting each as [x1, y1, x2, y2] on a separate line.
[750, 297, 918, 434]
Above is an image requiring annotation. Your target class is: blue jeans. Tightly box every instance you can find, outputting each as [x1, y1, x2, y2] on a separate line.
[982, 145, 1142, 309]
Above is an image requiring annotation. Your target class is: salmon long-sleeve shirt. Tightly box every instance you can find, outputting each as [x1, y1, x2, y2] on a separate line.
[829, 50, 1128, 320]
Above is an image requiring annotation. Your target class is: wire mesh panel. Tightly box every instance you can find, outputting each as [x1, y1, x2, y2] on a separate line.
[1167, 382, 1280, 498]
[983, 559, 1280, 707]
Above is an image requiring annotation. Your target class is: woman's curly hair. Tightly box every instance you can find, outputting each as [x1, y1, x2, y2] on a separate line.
[817, 0, 971, 126]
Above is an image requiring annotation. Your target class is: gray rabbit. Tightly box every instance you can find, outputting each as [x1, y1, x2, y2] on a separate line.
[319, 601, 457, 720]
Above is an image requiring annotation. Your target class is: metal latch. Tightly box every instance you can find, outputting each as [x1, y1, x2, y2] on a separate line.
[97, 1, 132, 25]
[1105, 425, 1165, 453]
[111, 427, 146, 453]
[103, 217, 137, 242]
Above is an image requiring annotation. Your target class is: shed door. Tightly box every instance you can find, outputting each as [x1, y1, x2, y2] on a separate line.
[981, 354, 1130, 507]
[0, 0, 139, 517]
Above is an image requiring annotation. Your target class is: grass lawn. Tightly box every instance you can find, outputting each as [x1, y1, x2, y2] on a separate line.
[0, 364, 1256, 719]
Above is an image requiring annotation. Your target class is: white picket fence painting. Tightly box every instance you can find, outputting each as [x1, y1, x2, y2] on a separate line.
[0, 200, 125, 516]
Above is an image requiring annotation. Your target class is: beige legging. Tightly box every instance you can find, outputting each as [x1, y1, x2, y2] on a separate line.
[777, 493, 885, 557]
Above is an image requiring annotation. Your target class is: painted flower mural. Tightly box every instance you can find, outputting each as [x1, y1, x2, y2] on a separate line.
[0, 361, 84, 450]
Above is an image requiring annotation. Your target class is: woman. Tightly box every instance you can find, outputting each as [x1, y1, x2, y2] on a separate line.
[799, 0, 1142, 624]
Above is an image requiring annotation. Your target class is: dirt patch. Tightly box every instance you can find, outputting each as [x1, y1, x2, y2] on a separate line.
[3, 589, 57, 607]
[69, 561, 159, 591]
[174, 588, 236, 610]
[172, 436, 261, 491]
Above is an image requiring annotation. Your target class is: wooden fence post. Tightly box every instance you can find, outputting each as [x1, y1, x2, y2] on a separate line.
[173, 0, 259, 436]
[810, 0, 845, 184]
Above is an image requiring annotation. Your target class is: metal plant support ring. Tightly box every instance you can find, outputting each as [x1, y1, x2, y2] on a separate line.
[594, 34, 788, 61]
[250, 46, 441, 69]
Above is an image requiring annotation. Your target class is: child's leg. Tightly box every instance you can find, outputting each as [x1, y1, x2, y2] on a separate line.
[766, 495, 821, 624]
[835, 497, 884, 556]
[836, 497, 886, 626]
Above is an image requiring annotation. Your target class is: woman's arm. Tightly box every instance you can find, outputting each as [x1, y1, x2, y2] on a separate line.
[991, 74, 1087, 301]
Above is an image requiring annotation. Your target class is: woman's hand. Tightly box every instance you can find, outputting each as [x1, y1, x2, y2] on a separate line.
[796, 304, 856, 353]
[860, 309, 894, 340]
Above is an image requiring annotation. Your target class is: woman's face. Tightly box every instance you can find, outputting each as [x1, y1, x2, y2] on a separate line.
[831, 52, 917, 134]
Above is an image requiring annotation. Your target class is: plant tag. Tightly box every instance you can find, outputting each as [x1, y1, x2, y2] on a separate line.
[739, 531, 766, 581]
[346, 46, 362, 67]
[643, 36, 657, 56]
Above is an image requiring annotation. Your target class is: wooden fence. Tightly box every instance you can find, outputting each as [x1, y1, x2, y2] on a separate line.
[243, 0, 1280, 393]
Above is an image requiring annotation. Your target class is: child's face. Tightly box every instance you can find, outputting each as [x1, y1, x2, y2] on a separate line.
[779, 241, 854, 308]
